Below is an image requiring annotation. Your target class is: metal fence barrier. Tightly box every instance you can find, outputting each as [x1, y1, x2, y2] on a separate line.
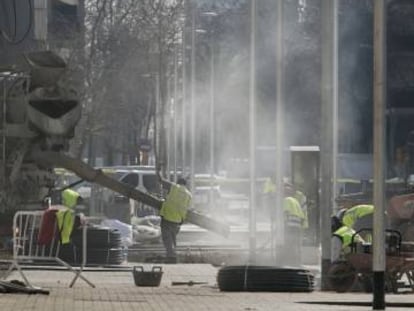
[1, 210, 95, 288]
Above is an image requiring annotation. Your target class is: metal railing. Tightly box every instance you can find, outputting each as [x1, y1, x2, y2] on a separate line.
[1, 210, 95, 288]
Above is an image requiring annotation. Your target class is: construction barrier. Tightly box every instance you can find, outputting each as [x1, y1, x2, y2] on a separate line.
[1, 210, 95, 288]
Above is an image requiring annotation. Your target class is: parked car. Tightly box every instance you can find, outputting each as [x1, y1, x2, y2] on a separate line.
[91, 167, 160, 223]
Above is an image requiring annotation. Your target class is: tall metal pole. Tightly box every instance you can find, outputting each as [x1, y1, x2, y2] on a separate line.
[332, 0, 339, 219]
[173, 44, 179, 182]
[182, 13, 187, 176]
[273, 0, 285, 262]
[320, 0, 336, 290]
[248, 0, 257, 263]
[372, 0, 387, 309]
[2, 79, 6, 183]
[190, 3, 196, 195]
[166, 76, 171, 178]
[209, 39, 216, 210]
[154, 74, 160, 168]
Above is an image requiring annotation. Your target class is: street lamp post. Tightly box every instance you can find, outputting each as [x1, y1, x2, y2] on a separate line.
[143, 73, 160, 168]
[209, 35, 216, 212]
[155, 73, 161, 170]
[249, 0, 257, 264]
[189, 4, 218, 199]
[194, 11, 219, 213]
[181, 15, 187, 178]
[173, 44, 179, 182]
[200, 11, 219, 214]
[273, 0, 285, 262]
[190, 3, 196, 195]
[166, 75, 172, 178]
[372, 0, 387, 308]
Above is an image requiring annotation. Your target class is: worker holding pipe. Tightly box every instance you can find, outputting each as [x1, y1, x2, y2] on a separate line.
[158, 176, 192, 263]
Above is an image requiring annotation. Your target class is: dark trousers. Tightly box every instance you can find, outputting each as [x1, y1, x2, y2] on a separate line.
[161, 218, 181, 259]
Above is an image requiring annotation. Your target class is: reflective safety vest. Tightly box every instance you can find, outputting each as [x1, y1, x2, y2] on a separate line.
[56, 208, 75, 244]
[62, 189, 80, 209]
[342, 204, 374, 228]
[284, 196, 306, 228]
[333, 225, 364, 255]
[333, 226, 357, 249]
[160, 184, 192, 223]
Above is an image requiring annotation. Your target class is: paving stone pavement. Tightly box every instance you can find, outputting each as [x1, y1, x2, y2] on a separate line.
[0, 263, 413, 311]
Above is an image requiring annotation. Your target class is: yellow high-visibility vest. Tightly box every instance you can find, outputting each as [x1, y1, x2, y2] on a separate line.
[342, 204, 374, 228]
[284, 196, 306, 228]
[160, 184, 192, 223]
[333, 226, 358, 249]
[56, 208, 75, 244]
[333, 225, 364, 257]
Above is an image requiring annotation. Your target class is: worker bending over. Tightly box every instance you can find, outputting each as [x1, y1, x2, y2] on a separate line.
[331, 215, 364, 263]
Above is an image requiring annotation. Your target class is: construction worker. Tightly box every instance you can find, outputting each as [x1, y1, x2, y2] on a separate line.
[263, 177, 309, 224]
[159, 177, 192, 263]
[57, 189, 83, 244]
[280, 184, 306, 266]
[292, 186, 309, 230]
[331, 215, 364, 263]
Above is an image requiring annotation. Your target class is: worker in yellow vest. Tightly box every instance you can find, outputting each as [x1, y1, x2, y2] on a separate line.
[293, 188, 309, 229]
[56, 189, 82, 244]
[331, 215, 364, 263]
[159, 177, 192, 263]
[338, 204, 376, 242]
[280, 184, 306, 266]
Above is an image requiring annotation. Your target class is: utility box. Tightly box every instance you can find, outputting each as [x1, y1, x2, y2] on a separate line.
[290, 146, 320, 246]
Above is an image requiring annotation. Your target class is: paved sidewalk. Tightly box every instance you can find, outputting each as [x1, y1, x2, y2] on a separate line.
[0, 263, 413, 311]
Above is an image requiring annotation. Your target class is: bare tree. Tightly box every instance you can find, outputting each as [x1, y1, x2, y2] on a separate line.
[58, 0, 184, 169]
